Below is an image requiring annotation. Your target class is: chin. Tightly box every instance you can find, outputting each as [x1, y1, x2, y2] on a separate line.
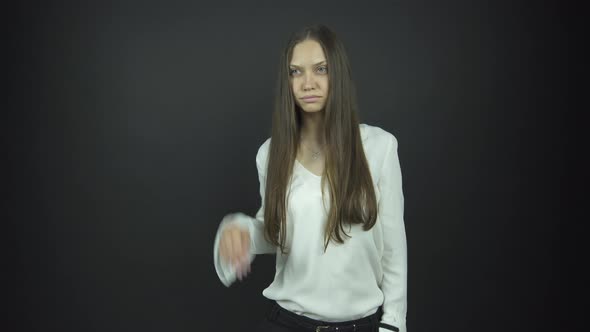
[299, 105, 326, 113]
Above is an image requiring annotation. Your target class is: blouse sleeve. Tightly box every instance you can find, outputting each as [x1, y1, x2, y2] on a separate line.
[213, 139, 276, 287]
[377, 134, 408, 332]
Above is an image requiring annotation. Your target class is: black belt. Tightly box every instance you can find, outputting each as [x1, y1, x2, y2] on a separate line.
[266, 301, 383, 332]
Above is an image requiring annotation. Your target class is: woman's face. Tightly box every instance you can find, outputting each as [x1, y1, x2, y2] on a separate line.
[289, 39, 329, 113]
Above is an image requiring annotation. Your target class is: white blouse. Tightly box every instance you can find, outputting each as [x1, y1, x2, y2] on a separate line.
[213, 123, 407, 332]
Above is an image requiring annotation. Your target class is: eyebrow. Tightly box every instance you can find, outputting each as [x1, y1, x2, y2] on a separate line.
[289, 60, 327, 68]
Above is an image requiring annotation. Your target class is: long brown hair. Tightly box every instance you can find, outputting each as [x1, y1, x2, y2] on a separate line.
[263, 23, 378, 254]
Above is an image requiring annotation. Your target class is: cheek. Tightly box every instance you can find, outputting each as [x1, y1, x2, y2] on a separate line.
[320, 78, 329, 90]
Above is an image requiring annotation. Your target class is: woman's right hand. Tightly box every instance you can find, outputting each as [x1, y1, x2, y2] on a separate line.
[219, 222, 251, 281]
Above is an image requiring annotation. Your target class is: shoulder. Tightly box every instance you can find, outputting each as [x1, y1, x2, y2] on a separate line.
[257, 137, 271, 155]
[255, 137, 271, 170]
[359, 123, 398, 150]
[359, 124, 401, 183]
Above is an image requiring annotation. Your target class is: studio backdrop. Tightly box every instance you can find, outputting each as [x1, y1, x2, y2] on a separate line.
[12, 1, 569, 331]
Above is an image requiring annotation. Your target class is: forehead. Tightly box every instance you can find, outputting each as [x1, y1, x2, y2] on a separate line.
[290, 40, 326, 66]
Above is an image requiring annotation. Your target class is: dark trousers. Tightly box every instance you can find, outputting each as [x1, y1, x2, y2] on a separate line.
[255, 300, 384, 332]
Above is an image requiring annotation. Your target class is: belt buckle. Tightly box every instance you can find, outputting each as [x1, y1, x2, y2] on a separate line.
[315, 323, 357, 332]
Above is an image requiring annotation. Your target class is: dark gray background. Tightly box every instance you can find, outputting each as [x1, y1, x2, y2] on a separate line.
[10, 0, 572, 331]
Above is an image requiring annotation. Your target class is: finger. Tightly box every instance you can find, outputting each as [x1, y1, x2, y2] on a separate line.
[219, 236, 226, 262]
[241, 231, 250, 259]
[221, 231, 232, 263]
[230, 229, 242, 266]
[238, 260, 247, 279]
[226, 231, 237, 266]
[238, 264, 247, 280]
[220, 226, 234, 262]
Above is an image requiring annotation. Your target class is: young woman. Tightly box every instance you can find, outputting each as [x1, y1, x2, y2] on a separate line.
[213, 24, 407, 332]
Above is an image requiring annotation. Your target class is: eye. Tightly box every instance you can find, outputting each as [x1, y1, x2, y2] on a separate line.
[316, 65, 328, 74]
[289, 68, 300, 76]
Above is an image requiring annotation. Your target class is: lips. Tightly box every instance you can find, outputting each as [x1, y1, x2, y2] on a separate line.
[301, 96, 321, 103]
[301, 95, 322, 103]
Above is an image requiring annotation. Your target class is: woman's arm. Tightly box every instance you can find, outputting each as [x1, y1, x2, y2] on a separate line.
[377, 133, 408, 332]
[213, 139, 275, 287]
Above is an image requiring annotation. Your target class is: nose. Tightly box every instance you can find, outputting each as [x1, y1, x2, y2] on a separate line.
[302, 72, 316, 91]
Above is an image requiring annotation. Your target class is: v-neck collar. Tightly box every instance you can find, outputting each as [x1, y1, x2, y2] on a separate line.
[295, 159, 323, 179]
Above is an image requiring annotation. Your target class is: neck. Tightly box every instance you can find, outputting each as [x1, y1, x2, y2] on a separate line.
[299, 111, 325, 147]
